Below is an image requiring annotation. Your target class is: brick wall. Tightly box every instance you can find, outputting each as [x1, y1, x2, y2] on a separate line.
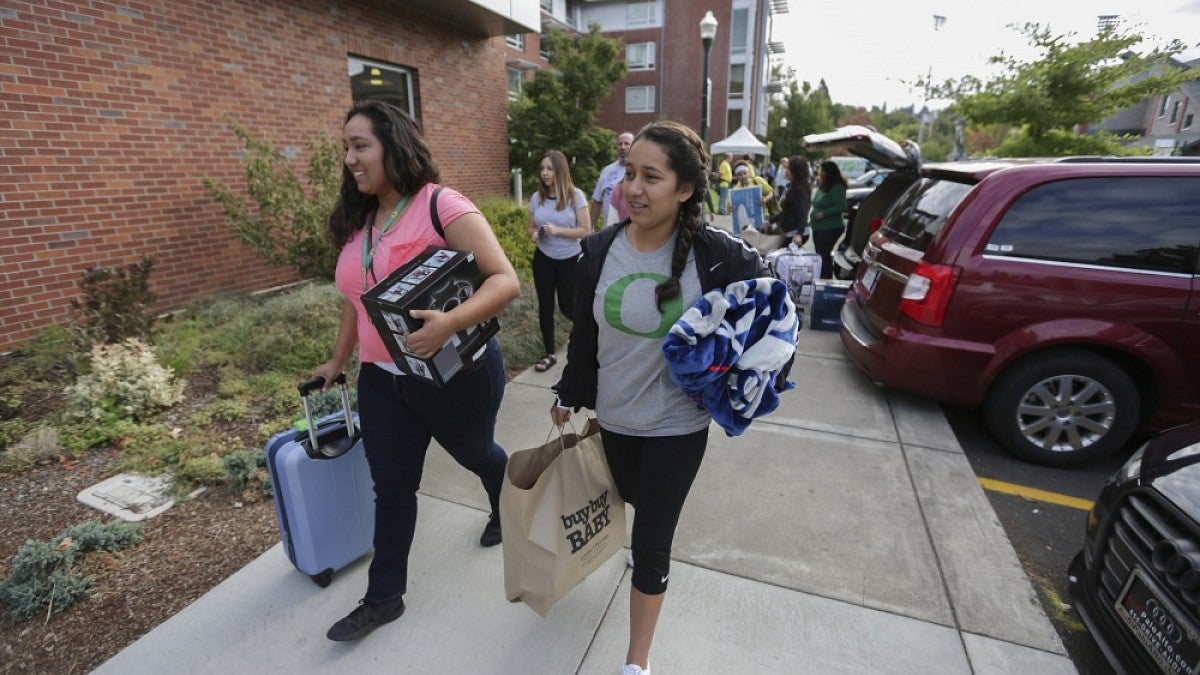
[0, 0, 512, 350]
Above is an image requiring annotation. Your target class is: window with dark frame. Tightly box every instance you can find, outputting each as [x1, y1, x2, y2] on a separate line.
[1171, 101, 1181, 124]
[1159, 95, 1170, 117]
[348, 55, 414, 116]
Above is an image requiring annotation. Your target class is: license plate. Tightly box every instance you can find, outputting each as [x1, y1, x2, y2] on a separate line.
[861, 265, 880, 293]
[1115, 568, 1200, 674]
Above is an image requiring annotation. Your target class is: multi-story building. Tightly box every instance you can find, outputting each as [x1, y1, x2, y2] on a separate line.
[1, 1, 538, 350]
[507, 0, 786, 144]
[1085, 58, 1200, 156]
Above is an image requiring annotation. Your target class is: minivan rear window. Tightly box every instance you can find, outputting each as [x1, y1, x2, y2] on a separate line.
[985, 176, 1200, 274]
[879, 177, 973, 251]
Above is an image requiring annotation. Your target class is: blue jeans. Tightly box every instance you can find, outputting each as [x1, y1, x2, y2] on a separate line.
[717, 185, 730, 214]
[357, 339, 507, 602]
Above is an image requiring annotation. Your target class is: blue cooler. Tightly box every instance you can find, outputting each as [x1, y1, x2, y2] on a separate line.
[810, 281, 851, 331]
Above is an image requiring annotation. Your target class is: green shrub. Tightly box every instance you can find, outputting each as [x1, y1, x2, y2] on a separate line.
[222, 448, 271, 497]
[203, 120, 341, 281]
[479, 197, 535, 282]
[56, 412, 147, 454]
[0, 520, 143, 621]
[70, 256, 156, 345]
[64, 339, 184, 422]
[176, 455, 227, 486]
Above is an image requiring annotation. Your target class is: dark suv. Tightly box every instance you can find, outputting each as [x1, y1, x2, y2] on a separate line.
[838, 157, 1200, 466]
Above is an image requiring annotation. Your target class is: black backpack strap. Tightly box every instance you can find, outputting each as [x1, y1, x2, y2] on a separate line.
[430, 186, 445, 241]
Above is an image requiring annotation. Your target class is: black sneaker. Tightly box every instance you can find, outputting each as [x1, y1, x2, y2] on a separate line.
[479, 512, 502, 547]
[326, 597, 406, 641]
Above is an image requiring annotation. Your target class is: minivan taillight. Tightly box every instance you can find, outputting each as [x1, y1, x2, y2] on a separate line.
[898, 261, 961, 327]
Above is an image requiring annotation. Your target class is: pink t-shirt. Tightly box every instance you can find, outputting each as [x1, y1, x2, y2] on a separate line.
[334, 183, 480, 364]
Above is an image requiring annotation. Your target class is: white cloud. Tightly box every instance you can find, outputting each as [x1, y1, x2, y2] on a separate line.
[773, 0, 1200, 110]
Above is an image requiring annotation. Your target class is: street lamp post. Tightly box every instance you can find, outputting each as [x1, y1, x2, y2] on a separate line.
[699, 11, 718, 144]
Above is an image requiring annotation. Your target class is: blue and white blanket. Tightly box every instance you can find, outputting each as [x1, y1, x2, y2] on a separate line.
[663, 277, 799, 436]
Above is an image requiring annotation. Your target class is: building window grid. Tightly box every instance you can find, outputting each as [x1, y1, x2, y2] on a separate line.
[506, 33, 525, 49]
[1159, 95, 1170, 117]
[540, 33, 550, 60]
[627, 1, 656, 27]
[730, 8, 748, 54]
[728, 63, 745, 96]
[1170, 101, 1181, 124]
[540, 0, 553, 11]
[1186, 113, 1194, 130]
[626, 42, 655, 70]
[507, 68, 523, 101]
[626, 85, 656, 113]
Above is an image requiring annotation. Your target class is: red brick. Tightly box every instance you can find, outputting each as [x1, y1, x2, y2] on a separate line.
[2, 0, 514, 350]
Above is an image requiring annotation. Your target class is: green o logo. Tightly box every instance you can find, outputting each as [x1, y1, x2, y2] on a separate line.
[603, 272, 683, 338]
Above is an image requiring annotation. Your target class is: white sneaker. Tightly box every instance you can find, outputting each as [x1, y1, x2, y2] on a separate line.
[621, 664, 650, 675]
[625, 548, 634, 568]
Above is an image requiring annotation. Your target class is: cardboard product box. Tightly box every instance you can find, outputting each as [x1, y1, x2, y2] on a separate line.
[810, 281, 851, 332]
[361, 246, 498, 386]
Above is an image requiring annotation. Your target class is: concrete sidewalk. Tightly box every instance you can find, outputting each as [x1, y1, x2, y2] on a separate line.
[96, 313, 1076, 674]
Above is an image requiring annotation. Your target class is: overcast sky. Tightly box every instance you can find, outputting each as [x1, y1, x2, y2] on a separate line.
[773, 0, 1200, 110]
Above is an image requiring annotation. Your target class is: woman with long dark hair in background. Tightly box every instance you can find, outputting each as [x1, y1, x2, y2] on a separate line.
[809, 160, 848, 279]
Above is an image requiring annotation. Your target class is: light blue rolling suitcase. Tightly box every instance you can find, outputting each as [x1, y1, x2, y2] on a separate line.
[265, 374, 374, 587]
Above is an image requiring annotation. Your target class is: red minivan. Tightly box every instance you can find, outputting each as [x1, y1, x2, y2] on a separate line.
[834, 157, 1200, 466]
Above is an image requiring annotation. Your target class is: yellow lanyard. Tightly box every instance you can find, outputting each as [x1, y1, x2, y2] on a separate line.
[361, 196, 410, 290]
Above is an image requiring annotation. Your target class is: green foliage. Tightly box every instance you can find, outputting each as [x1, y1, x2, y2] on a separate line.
[70, 256, 156, 345]
[495, 277, 570, 368]
[203, 119, 342, 280]
[769, 79, 836, 159]
[994, 128, 1153, 157]
[508, 26, 626, 196]
[177, 454, 227, 486]
[55, 411, 146, 454]
[166, 283, 344, 374]
[930, 23, 1191, 155]
[222, 448, 271, 497]
[0, 520, 143, 621]
[479, 197, 535, 281]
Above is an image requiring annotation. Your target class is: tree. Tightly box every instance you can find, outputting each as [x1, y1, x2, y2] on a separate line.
[507, 26, 626, 196]
[930, 23, 1191, 156]
[767, 79, 834, 159]
[204, 120, 342, 280]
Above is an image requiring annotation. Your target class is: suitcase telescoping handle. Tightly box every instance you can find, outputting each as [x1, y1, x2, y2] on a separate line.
[296, 373, 357, 458]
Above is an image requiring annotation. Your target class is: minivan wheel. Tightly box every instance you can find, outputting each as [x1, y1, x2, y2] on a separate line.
[984, 350, 1140, 467]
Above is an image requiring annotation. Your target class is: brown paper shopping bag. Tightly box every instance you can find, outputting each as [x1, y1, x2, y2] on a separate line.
[500, 419, 626, 616]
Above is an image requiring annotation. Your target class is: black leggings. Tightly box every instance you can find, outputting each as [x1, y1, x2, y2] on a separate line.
[532, 248, 577, 355]
[812, 226, 844, 280]
[600, 426, 708, 595]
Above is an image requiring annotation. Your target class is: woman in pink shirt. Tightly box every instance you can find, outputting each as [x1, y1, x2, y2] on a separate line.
[311, 100, 519, 642]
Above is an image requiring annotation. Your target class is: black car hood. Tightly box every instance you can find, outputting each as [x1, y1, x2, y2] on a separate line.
[1139, 425, 1200, 518]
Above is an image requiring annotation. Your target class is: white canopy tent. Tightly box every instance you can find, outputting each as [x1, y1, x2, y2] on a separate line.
[709, 125, 769, 156]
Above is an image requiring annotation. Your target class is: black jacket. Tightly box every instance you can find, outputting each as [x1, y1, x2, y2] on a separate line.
[553, 220, 768, 411]
[769, 183, 811, 236]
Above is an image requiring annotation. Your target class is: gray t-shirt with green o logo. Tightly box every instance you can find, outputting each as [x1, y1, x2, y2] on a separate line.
[593, 229, 709, 436]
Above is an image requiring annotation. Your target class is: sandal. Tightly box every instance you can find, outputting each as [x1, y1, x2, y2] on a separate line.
[533, 354, 557, 372]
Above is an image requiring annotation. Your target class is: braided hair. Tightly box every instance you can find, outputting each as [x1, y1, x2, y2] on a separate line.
[630, 121, 710, 312]
[327, 100, 440, 249]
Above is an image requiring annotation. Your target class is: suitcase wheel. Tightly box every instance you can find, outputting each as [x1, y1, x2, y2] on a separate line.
[310, 569, 333, 588]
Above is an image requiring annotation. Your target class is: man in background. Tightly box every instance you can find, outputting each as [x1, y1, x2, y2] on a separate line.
[590, 131, 634, 229]
[717, 152, 733, 215]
